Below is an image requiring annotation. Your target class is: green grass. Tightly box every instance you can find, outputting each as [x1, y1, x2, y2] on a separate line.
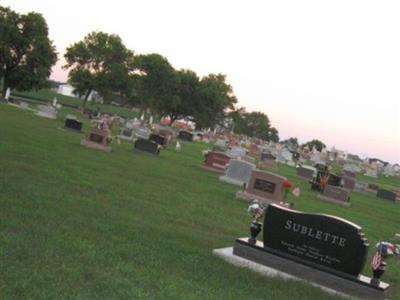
[0, 103, 399, 299]
[11, 89, 140, 119]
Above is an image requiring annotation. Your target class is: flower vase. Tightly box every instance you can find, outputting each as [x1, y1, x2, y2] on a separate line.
[248, 221, 262, 245]
[371, 261, 386, 286]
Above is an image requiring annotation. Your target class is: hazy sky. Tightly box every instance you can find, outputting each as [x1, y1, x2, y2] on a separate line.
[4, 0, 400, 163]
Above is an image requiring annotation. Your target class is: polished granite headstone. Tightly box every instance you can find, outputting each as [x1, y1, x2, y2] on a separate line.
[80, 127, 111, 152]
[231, 204, 389, 299]
[64, 117, 83, 132]
[262, 204, 365, 275]
[149, 133, 167, 147]
[202, 151, 231, 173]
[376, 189, 397, 201]
[236, 170, 286, 205]
[296, 166, 315, 180]
[178, 130, 193, 141]
[318, 185, 350, 207]
[134, 138, 160, 156]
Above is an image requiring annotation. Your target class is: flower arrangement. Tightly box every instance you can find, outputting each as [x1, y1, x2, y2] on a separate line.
[282, 179, 293, 201]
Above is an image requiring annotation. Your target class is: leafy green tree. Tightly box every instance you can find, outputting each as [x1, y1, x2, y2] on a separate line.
[301, 139, 326, 151]
[64, 31, 134, 106]
[281, 137, 299, 148]
[132, 53, 179, 119]
[193, 74, 237, 129]
[229, 109, 279, 141]
[0, 6, 57, 97]
[268, 127, 279, 143]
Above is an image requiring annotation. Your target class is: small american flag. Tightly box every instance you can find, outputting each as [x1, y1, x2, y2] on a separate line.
[371, 251, 382, 270]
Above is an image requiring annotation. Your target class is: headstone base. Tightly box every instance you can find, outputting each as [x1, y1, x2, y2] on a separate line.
[216, 239, 389, 300]
[80, 139, 111, 152]
[317, 194, 351, 207]
[201, 164, 226, 173]
[235, 191, 290, 208]
[219, 175, 245, 186]
[35, 111, 57, 119]
[117, 135, 134, 141]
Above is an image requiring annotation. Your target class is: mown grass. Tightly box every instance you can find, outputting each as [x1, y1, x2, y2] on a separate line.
[0, 103, 399, 299]
[11, 89, 140, 119]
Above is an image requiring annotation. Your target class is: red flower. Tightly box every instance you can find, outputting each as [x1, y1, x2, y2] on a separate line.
[320, 178, 328, 186]
[282, 179, 293, 189]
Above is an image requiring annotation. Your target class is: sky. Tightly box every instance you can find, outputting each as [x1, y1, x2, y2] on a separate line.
[4, 0, 400, 164]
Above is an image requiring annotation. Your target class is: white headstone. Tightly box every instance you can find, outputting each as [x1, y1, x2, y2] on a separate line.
[175, 141, 181, 152]
[35, 105, 57, 119]
[4, 88, 11, 100]
[52, 97, 58, 107]
[149, 115, 153, 125]
[220, 159, 256, 186]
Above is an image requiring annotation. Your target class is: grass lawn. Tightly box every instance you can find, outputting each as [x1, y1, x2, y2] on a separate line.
[0, 103, 399, 299]
[11, 89, 140, 119]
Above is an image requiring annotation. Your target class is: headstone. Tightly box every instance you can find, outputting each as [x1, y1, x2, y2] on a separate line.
[228, 146, 247, 158]
[220, 159, 256, 186]
[202, 151, 231, 173]
[118, 127, 135, 141]
[242, 155, 256, 164]
[236, 170, 287, 205]
[354, 181, 368, 192]
[175, 141, 181, 152]
[317, 185, 350, 206]
[229, 204, 389, 300]
[64, 116, 83, 132]
[36, 105, 57, 119]
[258, 159, 278, 171]
[52, 97, 58, 107]
[4, 88, 10, 100]
[159, 128, 174, 144]
[261, 152, 276, 161]
[297, 166, 316, 180]
[80, 126, 111, 152]
[342, 177, 356, 190]
[376, 189, 397, 202]
[134, 127, 151, 140]
[367, 183, 380, 193]
[19, 102, 29, 109]
[365, 169, 378, 178]
[133, 138, 160, 156]
[149, 133, 167, 147]
[178, 130, 193, 141]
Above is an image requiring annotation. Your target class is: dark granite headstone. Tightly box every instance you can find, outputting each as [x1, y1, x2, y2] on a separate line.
[149, 134, 167, 147]
[90, 133, 104, 144]
[368, 183, 379, 191]
[376, 189, 397, 201]
[318, 185, 350, 206]
[328, 174, 342, 187]
[178, 130, 193, 141]
[65, 118, 83, 132]
[261, 153, 276, 161]
[263, 204, 368, 277]
[134, 138, 160, 156]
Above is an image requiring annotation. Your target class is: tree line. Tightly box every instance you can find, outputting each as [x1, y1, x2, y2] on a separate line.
[1, 5, 328, 147]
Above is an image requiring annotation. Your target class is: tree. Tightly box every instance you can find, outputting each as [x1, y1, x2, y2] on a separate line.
[229, 109, 279, 141]
[0, 6, 57, 97]
[63, 31, 134, 106]
[132, 53, 179, 120]
[301, 139, 326, 151]
[193, 74, 237, 129]
[281, 137, 299, 149]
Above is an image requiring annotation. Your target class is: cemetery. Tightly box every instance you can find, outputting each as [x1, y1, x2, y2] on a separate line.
[1, 102, 400, 300]
[0, 4, 399, 298]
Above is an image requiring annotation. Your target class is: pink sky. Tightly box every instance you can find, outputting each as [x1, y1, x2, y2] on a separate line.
[5, 0, 400, 164]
